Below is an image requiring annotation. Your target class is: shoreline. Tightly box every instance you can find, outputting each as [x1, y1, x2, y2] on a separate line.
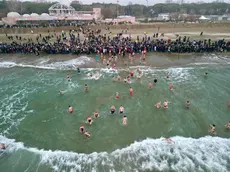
[0, 52, 229, 70]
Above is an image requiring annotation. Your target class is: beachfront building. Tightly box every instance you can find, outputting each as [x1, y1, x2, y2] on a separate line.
[1, 3, 101, 26]
[157, 13, 170, 21]
[104, 15, 136, 24]
[48, 3, 75, 16]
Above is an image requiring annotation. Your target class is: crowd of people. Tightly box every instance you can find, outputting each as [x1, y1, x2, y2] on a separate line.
[1, 28, 230, 56]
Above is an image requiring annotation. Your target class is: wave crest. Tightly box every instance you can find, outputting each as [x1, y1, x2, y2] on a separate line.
[1, 135, 230, 172]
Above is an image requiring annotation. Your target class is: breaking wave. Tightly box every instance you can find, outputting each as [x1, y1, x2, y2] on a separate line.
[0, 135, 230, 172]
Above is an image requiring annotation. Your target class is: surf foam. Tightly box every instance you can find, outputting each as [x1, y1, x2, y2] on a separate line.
[0, 135, 229, 172]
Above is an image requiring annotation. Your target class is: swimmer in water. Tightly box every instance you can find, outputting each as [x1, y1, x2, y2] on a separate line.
[155, 101, 161, 109]
[116, 92, 119, 99]
[59, 90, 65, 94]
[163, 101, 168, 109]
[186, 101, 190, 109]
[84, 131, 91, 138]
[130, 71, 134, 77]
[85, 84, 88, 92]
[66, 75, 71, 81]
[117, 75, 121, 81]
[148, 82, 152, 89]
[166, 73, 169, 79]
[129, 87, 133, 96]
[119, 105, 124, 114]
[68, 105, 73, 113]
[93, 111, 99, 118]
[225, 121, 230, 129]
[169, 83, 173, 90]
[205, 72, 208, 76]
[122, 115, 127, 125]
[209, 124, 215, 134]
[164, 138, 174, 144]
[0, 144, 6, 151]
[110, 105, 116, 114]
[228, 102, 230, 108]
[112, 75, 116, 81]
[77, 68, 81, 74]
[79, 126, 85, 133]
[127, 76, 131, 83]
[89, 73, 93, 77]
[87, 116, 93, 125]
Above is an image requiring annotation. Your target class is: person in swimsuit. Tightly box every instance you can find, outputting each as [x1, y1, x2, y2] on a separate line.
[228, 102, 230, 108]
[130, 71, 134, 77]
[89, 73, 93, 77]
[209, 124, 215, 134]
[84, 131, 91, 138]
[155, 101, 161, 108]
[119, 105, 124, 114]
[0, 144, 6, 151]
[169, 83, 173, 90]
[123, 116, 127, 125]
[148, 82, 152, 89]
[66, 75, 71, 82]
[186, 101, 190, 109]
[116, 92, 119, 99]
[165, 138, 175, 144]
[85, 84, 88, 92]
[166, 73, 169, 79]
[225, 121, 230, 129]
[87, 116, 93, 125]
[59, 90, 65, 94]
[110, 105, 116, 114]
[79, 126, 85, 133]
[112, 75, 116, 81]
[117, 75, 121, 81]
[77, 68, 81, 74]
[69, 105, 73, 113]
[94, 111, 99, 118]
[163, 101, 168, 108]
[129, 87, 133, 95]
[127, 76, 131, 83]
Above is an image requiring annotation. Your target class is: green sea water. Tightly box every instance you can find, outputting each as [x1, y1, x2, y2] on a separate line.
[0, 55, 230, 172]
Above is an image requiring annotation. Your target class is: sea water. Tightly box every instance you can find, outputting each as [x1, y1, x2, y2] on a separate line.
[0, 55, 230, 172]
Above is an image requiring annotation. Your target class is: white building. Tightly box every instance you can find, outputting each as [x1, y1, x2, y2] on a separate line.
[157, 13, 170, 21]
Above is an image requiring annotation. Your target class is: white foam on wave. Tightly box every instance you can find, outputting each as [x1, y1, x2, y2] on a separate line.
[0, 56, 93, 70]
[0, 61, 17, 68]
[0, 135, 230, 172]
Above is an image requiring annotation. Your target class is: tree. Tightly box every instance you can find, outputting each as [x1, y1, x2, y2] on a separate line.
[101, 8, 114, 19]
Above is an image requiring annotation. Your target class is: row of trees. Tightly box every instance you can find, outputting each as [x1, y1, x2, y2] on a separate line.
[0, 1, 230, 19]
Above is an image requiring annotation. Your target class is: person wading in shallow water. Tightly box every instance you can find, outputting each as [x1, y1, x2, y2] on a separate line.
[209, 124, 215, 134]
